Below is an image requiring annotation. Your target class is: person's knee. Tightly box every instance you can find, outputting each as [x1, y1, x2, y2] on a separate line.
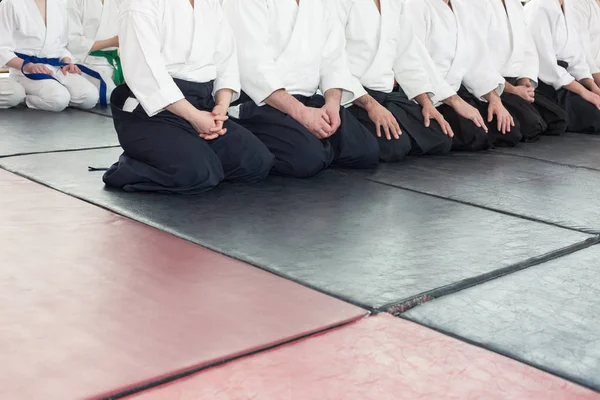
[74, 85, 100, 109]
[425, 133, 452, 156]
[378, 134, 411, 162]
[285, 148, 330, 178]
[354, 132, 380, 167]
[35, 84, 71, 112]
[5, 82, 25, 108]
[238, 144, 275, 182]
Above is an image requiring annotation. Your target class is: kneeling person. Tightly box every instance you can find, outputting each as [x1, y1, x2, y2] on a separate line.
[0, 0, 99, 112]
[102, 0, 274, 194]
[331, 0, 453, 162]
[223, 0, 379, 178]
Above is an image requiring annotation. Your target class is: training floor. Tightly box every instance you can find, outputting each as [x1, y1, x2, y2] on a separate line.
[2, 105, 600, 400]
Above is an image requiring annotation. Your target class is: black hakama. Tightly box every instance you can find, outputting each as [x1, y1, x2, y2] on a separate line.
[502, 77, 567, 140]
[232, 95, 380, 178]
[103, 80, 275, 194]
[451, 86, 523, 150]
[537, 81, 600, 134]
[348, 88, 452, 162]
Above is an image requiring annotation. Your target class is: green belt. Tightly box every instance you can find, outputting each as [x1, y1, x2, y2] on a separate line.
[89, 49, 124, 85]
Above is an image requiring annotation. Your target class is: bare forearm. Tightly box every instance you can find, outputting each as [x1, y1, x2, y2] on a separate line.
[324, 88, 342, 108]
[166, 98, 197, 121]
[353, 94, 378, 112]
[442, 94, 462, 108]
[6, 56, 24, 70]
[413, 93, 435, 108]
[503, 80, 517, 95]
[90, 37, 117, 53]
[580, 78, 596, 91]
[60, 57, 73, 64]
[265, 89, 306, 121]
[483, 90, 502, 104]
[214, 88, 233, 109]
[564, 80, 590, 97]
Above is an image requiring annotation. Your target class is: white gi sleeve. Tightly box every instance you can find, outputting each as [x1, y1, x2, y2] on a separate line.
[570, 0, 600, 74]
[527, 7, 576, 89]
[67, 0, 95, 62]
[393, 10, 434, 100]
[0, 0, 18, 67]
[118, 0, 184, 117]
[222, 0, 285, 106]
[520, 28, 541, 86]
[407, 0, 456, 105]
[211, 3, 241, 101]
[319, 5, 365, 105]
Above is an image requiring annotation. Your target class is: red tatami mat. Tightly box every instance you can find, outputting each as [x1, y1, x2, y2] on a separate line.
[0, 170, 366, 399]
[128, 313, 600, 400]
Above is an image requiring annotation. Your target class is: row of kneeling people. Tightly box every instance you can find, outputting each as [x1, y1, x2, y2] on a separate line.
[1, 0, 600, 194]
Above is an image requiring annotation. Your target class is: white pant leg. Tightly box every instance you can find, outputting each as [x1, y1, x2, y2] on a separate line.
[0, 78, 26, 109]
[55, 71, 99, 110]
[11, 68, 71, 112]
[81, 64, 116, 104]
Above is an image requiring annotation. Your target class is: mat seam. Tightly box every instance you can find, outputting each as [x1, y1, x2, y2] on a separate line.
[380, 237, 600, 313]
[400, 317, 600, 393]
[101, 314, 371, 399]
[0, 165, 378, 312]
[490, 149, 600, 173]
[0, 145, 121, 159]
[366, 178, 598, 235]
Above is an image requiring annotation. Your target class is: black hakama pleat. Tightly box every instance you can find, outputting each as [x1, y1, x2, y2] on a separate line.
[537, 81, 600, 134]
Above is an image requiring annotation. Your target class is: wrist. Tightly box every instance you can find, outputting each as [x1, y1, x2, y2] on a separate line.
[444, 95, 461, 108]
[290, 103, 308, 122]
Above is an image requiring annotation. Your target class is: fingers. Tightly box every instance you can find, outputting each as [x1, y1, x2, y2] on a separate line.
[200, 133, 220, 140]
[321, 110, 331, 124]
[423, 111, 431, 128]
[382, 122, 392, 141]
[213, 114, 229, 122]
[391, 118, 401, 139]
[436, 115, 453, 137]
[444, 121, 454, 138]
[473, 114, 488, 133]
[487, 107, 494, 123]
[209, 127, 227, 135]
[497, 112, 503, 133]
[375, 122, 381, 138]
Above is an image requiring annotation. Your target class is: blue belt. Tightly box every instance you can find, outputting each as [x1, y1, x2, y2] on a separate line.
[15, 52, 108, 106]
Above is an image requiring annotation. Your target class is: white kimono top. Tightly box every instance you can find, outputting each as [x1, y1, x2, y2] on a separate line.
[468, 0, 539, 85]
[569, 0, 600, 74]
[0, 0, 72, 67]
[67, 0, 119, 66]
[329, 0, 435, 101]
[222, 0, 363, 106]
[524, 0, 593, 89]
[117, 0, 240, 117]
[405, 0, 505, 103]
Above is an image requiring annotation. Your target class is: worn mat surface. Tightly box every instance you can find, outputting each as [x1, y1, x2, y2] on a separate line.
[404, 244, 600, 391]
[0, 148, 593, 309]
